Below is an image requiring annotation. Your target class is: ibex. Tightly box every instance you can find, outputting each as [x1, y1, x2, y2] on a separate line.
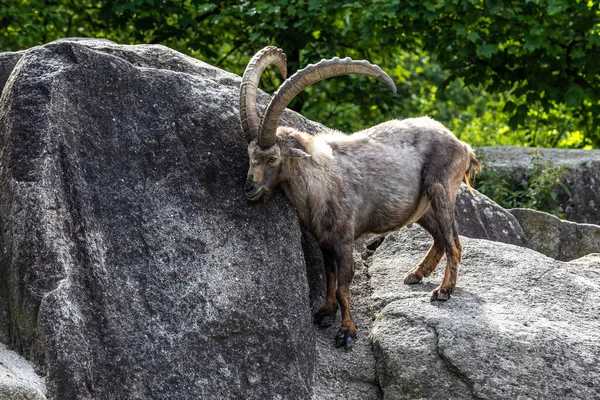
[239, 47, 480, 349]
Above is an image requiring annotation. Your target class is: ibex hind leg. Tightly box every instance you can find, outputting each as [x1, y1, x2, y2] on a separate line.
[404, 211, 445, 285]
[404, 183, 460, 301]
[427, 183, 460, 301]
[452, 219, 462, 263]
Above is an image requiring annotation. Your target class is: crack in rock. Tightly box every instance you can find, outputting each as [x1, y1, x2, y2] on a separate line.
[427, 323, 485, 400]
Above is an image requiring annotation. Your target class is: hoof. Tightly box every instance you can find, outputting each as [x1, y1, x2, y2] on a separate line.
[318, 315, 334, 327]
[335, 328, 357, 350]
[430, 286, 453, 302]
[313, 308, 337, 327]
[404, 272, 422, 285]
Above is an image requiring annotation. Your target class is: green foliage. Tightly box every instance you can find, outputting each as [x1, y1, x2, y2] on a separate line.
[1, 0, 599, 148]
[475, 149, 571, 216]
[375, 0, 600, 147]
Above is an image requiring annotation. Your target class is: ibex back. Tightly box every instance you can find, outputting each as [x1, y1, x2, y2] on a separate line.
[239, 47, 481, 349]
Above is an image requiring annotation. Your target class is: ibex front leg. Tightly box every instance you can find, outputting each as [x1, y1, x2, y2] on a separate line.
[333, 242, 356, 349]
[313, 246, 338, 327]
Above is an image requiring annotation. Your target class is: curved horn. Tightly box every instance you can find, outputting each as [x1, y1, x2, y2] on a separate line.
[239, 46, 287, 143]
[258, 57, 397, 149]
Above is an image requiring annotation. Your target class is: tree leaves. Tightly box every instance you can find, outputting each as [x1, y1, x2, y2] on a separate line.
[1, 0, 599, 147]
[467, 31, 480, 42]
[565, 85, 585, 107]
[476, 44, 497, 58]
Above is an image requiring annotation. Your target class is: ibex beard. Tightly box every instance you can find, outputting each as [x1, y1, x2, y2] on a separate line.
[239, 47, 481, 350]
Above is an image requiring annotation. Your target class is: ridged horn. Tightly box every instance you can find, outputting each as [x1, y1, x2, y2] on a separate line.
[258, 57, 397, 149]
[239, 46, 287, 143]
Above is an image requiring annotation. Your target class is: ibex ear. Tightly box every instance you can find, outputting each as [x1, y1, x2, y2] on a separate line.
[279, 135, 311, 158]
[284, 148, 311, 158]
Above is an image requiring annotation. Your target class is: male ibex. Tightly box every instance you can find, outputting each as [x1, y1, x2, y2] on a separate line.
[239, 47, 480, 349]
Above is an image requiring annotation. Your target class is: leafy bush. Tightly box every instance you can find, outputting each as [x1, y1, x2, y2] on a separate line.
[474, 149, 571, 217]
[1, 0, 599, 148]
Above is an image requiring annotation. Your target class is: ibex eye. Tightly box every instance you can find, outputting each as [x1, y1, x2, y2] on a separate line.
[267, 157, 277, 165]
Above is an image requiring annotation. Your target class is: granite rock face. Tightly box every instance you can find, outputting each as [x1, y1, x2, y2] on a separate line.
[0, 50, 23, 95]
[510, 208, 600, 261]
[455, 185, 528, 247]
[0, 343, 46, 400]
[479, 146, 600, 225]
[368, 227, 600, 400]
[455, 187, 600, 262]
[0, 40, 322, 400]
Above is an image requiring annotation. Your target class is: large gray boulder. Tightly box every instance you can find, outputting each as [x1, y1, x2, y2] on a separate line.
[368, 227, 600, 399]
[479, 146, 600, 225]
[510, 208, 600, 261]
[455, 185, 527, 247]
[0, 343, 46, 400]
[0, 51, 23, 95]
[0, 40, 322, 400]
[455, 187, 600, 261]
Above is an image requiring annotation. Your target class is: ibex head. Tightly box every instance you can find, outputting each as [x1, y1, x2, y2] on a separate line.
[239, 46, 396, 201]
